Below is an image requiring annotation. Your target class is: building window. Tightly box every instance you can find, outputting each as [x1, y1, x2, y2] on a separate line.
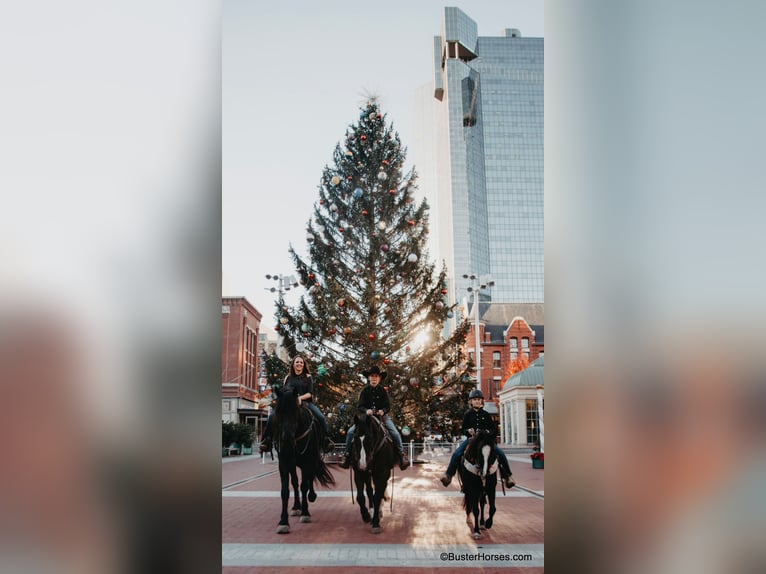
[522, 337, 529, 349]
[510, 351, 517, 360]
[524, 351, 530, 359]
[526, 399, 540, 445]
[223, 400, 231, 412]
[492, 351, 501, 369]
[539, 351, 544, 359]
[510, 337, 518, 349]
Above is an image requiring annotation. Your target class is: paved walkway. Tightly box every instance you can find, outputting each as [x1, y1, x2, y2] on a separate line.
[222, 450, 544, 572]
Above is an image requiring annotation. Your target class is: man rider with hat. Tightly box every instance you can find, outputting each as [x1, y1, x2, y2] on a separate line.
[440, 388, 515, 488]
[340, 365, 409, 471]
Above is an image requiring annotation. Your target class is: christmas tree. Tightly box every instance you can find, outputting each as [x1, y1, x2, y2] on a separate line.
[272, 100, 473, 441]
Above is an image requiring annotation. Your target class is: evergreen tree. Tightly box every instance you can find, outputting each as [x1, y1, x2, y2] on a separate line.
[273, 100, 473, 439]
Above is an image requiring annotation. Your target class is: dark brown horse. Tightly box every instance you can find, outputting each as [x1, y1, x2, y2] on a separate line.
[458, 429, 498, 539]
[272, 387, 335, 533]
[349, 412, 394, 533]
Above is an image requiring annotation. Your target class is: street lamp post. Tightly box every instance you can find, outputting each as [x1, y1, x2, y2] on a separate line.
[462, 273, 495, 393]
[264, 273, 299, 359]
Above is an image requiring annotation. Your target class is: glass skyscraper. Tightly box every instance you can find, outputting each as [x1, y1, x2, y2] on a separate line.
[414, 7, 543, 306]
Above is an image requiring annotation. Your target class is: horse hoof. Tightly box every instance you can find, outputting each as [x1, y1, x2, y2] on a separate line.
[300, 515, 312, 523]
[276, 525, 290, 534]
[290, 509, 300, 516]
[372, 526, 382, 534]
[473, 532, 481, 540]
[362, 515, 371, 523]
[308, 491, 317, 503]
[485, 519, 493, 529]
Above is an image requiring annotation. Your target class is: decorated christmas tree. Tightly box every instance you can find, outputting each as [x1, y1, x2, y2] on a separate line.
[272, 100, 472, 441]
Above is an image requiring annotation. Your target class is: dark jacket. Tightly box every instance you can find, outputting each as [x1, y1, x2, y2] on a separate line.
[357, 384, 391, 414]
[460, 407, 497, 439]
[283, 374, 314, 401]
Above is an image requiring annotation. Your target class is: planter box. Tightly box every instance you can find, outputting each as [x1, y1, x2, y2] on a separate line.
[532, 458, 544, 469]
[242, 446, 253, 455]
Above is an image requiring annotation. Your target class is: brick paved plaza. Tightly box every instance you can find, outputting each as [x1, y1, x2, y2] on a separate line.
[222, 448, 544, 572]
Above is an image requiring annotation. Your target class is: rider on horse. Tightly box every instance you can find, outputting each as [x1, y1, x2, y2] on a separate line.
[340, 365, 409, 471]
[440, 389, 515, 489]
[259, 354, 335, 454]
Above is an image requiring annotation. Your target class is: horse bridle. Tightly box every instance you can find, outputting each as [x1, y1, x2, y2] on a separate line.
[357, 416, 389, 467]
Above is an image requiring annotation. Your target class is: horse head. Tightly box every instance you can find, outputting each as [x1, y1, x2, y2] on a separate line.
[465, 430, 498, 482]
[351, 412, 387, 471]
[273, 386, 300, 451]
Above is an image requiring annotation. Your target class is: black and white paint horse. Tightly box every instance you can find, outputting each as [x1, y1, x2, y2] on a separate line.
[272, 387, 335, 533]
[349, 412, 395, 534]
[458, 429, 498, 539]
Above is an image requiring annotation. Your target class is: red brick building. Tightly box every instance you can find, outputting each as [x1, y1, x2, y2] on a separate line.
[462, 303, 544, 419]
[221, 297, 266, 431]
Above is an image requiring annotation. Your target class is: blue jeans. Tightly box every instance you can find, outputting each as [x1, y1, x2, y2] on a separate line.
[445, 438, 512, 477]
[345, 415, 404, 454]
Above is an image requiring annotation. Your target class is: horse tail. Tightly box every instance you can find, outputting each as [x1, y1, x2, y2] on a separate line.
[314, 457, 336, 487]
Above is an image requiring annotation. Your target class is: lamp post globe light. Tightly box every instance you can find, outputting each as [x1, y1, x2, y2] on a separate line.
[462, 273, 495, 392]
[265, 274, 299, 359]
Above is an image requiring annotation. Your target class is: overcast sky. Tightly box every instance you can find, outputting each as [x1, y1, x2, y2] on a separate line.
[223, 0, 544, 329]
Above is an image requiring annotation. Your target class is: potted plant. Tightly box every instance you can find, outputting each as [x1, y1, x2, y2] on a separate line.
[237, 423, 255, 455]
[531, 451, 544, 469]
[222, 421, 235, 456]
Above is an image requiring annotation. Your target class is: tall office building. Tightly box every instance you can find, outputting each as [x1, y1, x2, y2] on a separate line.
[414, 7, 543, 307]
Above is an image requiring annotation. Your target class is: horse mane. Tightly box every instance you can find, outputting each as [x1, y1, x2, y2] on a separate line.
[465, 430, 496, 464]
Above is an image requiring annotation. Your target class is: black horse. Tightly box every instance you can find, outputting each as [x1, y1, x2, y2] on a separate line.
[458, 429, 498, 539]
[272, 387, 335, 534]
[349, 412, 395, 533]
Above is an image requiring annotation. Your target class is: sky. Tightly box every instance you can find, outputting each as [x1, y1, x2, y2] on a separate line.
[223, 0, 545, 330]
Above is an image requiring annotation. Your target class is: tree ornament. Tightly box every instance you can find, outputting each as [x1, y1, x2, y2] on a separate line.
[377, 171, 387, 181]
[382, 159, 388, 166]
[331, 176, 341, 186]
[337, 298, 345, 307]
[306, 234, 314, 243]
[338, 227, 345, 233]
[370, 350, 380, 359]
[345, 150, 353, 156]
[330, 315, 336, 321]
[354, 187, 363, 198]
[362, 210, 369, 216]
[343, 327, 352, 334]
[317, 364, 328, 376]
[347, 175, 353, 181]
[408, 219, 415, 226]
[441, 288, 447, 294]
[407, 253, 418, 263]
[377, 221, 386, 231]
[361, 134, 367, 141]
[330, 203, 338, 212]
[381, 244, 389, 252]
[383, 358, 390, 365]
[369, 112, 376, 120]
[435, 301, 444, 309]
[447, 311, 454, 318]
[280, 317, 289, 324]
[301, 323, 310, 332]
[368, 334, 375, 341]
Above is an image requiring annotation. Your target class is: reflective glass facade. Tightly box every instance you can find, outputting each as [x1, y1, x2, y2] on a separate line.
[415, 8, 543, 305]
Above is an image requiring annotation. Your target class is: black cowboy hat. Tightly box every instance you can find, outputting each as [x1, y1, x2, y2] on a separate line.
[361, 365, 387, 381]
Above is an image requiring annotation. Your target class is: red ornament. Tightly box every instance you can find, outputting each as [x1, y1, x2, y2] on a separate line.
[318, 382, 323, 388]
[377, 114, 382, 119]
[319, 199, 325, 205]
[389, 189, 396, 195]
[383, 358, 390, 365]
[308, 273, 315, 280]
[408, 220, 415, 226]
[368, 334, 375, 341]
[362, 210, 369, 216]
[337, 298, 345, 307]
[347, 176, 353, 181]
[382, 160, 389, 165]
[339, 227, 345, 233]
[441, 288, 448, 294]
[360, 134, 367, 141]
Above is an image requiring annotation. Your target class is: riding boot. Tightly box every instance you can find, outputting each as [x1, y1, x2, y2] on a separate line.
[500, 465, 515, 488]
[339, 452, 351, 469]
[398, 451, 409, 471]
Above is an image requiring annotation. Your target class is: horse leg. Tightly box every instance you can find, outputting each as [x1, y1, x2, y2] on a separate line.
[289, 467, 301, 516]
[354, 470, 371, 523]
[277, 468, 291, 534]
[299, 471, 312, 523]
[479, 489, 486, 529]
[485, 477, 497, 530]
[371, 472, 388, 533]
